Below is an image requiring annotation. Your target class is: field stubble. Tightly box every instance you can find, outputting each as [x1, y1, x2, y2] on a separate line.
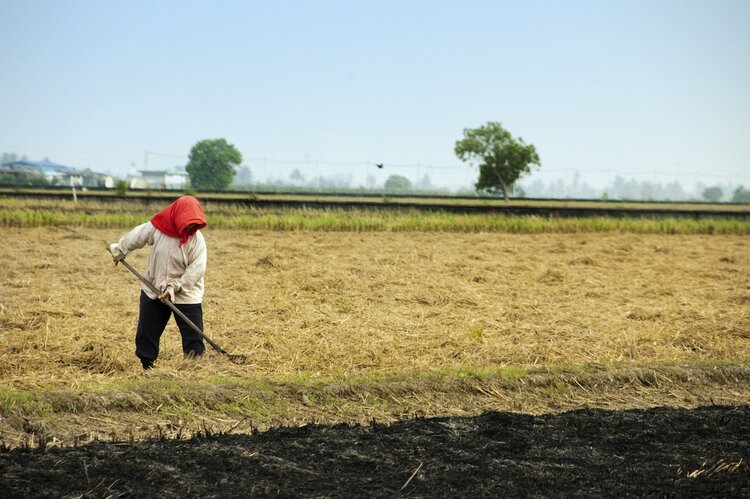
[0, 227, 749, 447]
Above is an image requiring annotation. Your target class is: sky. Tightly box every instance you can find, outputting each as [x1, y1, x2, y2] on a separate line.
[1, 0, 749, 190]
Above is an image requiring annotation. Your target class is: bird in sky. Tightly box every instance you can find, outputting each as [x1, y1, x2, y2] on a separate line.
[375, 163, 383, 169]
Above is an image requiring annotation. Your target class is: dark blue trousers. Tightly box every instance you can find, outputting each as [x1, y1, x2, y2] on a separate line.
[136, 291, 205, 366]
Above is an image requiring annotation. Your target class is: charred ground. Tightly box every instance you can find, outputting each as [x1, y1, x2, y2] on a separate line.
[2, 404, 748, 498]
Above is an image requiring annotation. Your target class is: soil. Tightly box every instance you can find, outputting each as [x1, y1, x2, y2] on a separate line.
[1, 405, 748, 498]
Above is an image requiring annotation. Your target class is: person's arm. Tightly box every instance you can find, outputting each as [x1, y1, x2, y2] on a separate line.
[170, 232, 207, 294]
[109, 222, 156, 261]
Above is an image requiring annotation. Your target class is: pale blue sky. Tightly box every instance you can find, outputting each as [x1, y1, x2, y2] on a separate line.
[1, 0, 748, 189]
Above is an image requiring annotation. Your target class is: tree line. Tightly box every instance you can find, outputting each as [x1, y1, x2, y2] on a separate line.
[3, 124, 749, 202]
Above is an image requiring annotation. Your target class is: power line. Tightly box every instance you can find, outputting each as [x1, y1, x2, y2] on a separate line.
[245, 156, 464, 170]
[247, 157, 747, 178]
[537, 168, 749, 179]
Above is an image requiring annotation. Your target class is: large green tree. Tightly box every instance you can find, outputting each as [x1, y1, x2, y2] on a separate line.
[186, 138, 242, 190]
[455, 121, 540, 201]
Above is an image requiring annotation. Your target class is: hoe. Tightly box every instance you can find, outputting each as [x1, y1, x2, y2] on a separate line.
[106, 246, 248, 363]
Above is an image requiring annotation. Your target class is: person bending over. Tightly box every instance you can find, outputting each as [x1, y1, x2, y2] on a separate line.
[109, 195, 207, 370]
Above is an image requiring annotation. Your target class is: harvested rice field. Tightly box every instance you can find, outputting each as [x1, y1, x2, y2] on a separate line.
[1, 221, 749, 495]
[2, 226, 749, 432]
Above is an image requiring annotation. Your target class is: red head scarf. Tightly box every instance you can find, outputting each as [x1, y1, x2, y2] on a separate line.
[150, 196, 207, 246]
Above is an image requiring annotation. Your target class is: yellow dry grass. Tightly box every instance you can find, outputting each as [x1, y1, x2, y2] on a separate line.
[2, 227, 749, 379]
[1, 227, 749, 445]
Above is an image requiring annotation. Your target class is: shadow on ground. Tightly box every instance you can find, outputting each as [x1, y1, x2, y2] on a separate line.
[1, 405, 748, 497]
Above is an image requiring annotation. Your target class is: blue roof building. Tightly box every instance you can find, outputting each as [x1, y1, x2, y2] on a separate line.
[0, 159, 114, 187]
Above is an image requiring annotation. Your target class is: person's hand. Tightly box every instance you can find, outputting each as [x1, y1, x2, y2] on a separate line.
[158, 285, 175, 303]
[109, 243, 125, 266]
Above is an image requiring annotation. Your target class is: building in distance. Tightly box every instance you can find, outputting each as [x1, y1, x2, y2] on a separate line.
[0, 158, 114, 188]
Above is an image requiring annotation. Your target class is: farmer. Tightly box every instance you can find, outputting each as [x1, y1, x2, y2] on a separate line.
[109, 195, 207, 370]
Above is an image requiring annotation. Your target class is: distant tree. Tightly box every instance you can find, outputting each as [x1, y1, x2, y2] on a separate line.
[234, 166, 253, 186]
[731, 186, 750, 203]
[455, 121, 540, 201]
[384, 175, 412, 193]
[1, 171, 49, 186]
[312, 174, 353, 190]
[289, 169, 305, 184]
[664, 180, 687, 201]
[702, 186, 723, 202]
[186, 138, 242, 190]
[550, 179, 566, 198]
[612, 176, 641, 200]
[1, 152, 19, 165]
[28, 173, 48, 186]
[115, 180, 128, 196]
[414, 174, 434, 191]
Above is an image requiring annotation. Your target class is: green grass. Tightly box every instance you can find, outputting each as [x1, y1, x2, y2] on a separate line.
[499, 366, 529, 381]
[1, 194, 749, 234]
[535, 380, 570, 399]
[1, 205, 749, 234]
[0, 388, 54, 416]
[468, 325, 484, 343]
[0, 366, 525, 419]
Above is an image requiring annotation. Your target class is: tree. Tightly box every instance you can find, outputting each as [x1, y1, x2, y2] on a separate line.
[233, 166, 253, 186]
[289, 169, 305, 185]
[455, 121, 540, 201]
[702, 186, 723, 202]
[115, 180, 128, 196]
[384, 175, 412, 193]
[731, 186, 750, 203]
[185, 138, 242, 190]
[1, 152, 19, 165]
[0, 171, 49, 186]
[414, 174, 434, 191]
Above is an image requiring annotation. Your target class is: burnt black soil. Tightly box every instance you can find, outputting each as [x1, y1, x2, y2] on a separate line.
[2, 405, 749, 498]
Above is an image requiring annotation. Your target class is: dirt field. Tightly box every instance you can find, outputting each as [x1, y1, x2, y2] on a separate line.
[1, 226, 749, 494]
[2, 405, 748, 497]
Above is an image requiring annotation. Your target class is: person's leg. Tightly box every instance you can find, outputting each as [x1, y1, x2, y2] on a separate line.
[135, 291, 171, 368]
[173, 302, 206, 358]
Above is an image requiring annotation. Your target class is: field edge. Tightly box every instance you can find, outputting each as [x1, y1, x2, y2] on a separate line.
[2, 362, 749, 450]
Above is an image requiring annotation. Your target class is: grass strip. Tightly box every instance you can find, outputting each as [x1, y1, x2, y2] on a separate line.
[3, 362, 749, 448]
[3, 361, 749, 421]
[2, 207, 749, 234]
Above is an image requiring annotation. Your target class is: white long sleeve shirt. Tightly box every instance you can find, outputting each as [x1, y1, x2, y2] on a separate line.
[111, 222, 207, 304]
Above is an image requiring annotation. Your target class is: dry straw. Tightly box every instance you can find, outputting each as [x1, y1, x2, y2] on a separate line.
[1, 227, 747, 382]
